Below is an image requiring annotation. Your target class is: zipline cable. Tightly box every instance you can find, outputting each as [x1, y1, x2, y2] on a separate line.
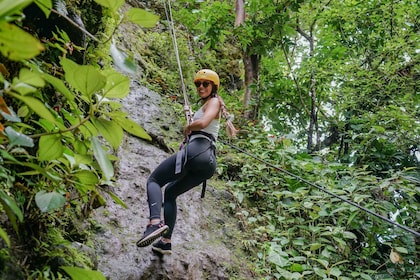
[220, 139, 420, 238]
[163, 0, 193, 125]
[161, 0, 419, 238]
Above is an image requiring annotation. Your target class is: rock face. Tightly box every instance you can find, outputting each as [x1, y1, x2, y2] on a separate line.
[92, 83, 251, 279]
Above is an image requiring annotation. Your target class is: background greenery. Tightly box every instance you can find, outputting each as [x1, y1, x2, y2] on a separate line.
[0, 0, 419, 279]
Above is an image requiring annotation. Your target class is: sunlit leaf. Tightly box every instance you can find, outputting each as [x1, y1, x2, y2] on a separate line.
[125, 8, 159, 28]
[91, 136, 114, 181]
[102, 69, 130, 98]
[73, 170, 99, 187]
[18, 68, 45, 87]
[92, 117, 123, 149]
[61, 58, 106, 98]
[35, 190, 66, 213]
[112, 114, 151, 141]
[0, 0, 32, 21]
[38, 134, 64, 161]
[34, 0, 52, 17]
[8, 92, 57, 124]
[61, 266, 106, 280]
[0, 22, 44, 61]
[93, 0, 124, 12]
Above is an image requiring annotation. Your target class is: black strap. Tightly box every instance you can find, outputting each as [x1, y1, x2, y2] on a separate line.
[201, 180, 206, 198]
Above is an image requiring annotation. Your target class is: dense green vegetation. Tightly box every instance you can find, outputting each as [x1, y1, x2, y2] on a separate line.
[0, 0, 419, 279]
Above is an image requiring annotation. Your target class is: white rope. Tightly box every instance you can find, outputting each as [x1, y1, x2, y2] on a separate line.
[163, 0, 193, 124]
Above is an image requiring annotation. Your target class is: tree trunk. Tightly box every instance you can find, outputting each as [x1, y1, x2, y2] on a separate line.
[243, 51, 260, 120]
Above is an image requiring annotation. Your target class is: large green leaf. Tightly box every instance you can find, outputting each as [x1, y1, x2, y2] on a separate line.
[0, 22, 44, 61]
[61, 58, 106, 98]
[102, 69, 130, 98]
[91, 136, 114, 181]
[34, 0, 52, 18]
[93, 0, 124, 12]
[112, 114, 151, 141]
[125, 8, 159, 28]
[92, 117, 123, 149]
[73, 170, 99, 188]
[61, 266, 106, 280]
[0, 0, 32, 21]
[38, 134, 64, 161]
[35, 190, 65, 213]
[8, 92, 57, 124]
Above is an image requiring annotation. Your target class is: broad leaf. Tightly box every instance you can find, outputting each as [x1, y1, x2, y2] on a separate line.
[92, 117, 123, 149]
[0, 0, 32, 21]
[125, 8, 159, 28]
[91, 136, 114, 181]
[93, 0, 124, 12]
[112, 115, 151, 141]
[8, 92, 57, 124]
[18, 68, 45, 87]
[35, 190, 65, 213]
[73, 170, 99, 187]
[38, 134, 64, 161]
[102, 69, 130, 98]
[61, 58, 106, 98]
[34, 0, 52, 18]
[61, 266, 106, 280]
[0, 22, 44, 61]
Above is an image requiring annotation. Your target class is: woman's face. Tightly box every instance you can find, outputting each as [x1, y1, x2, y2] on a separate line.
[194, 79, 213, 99]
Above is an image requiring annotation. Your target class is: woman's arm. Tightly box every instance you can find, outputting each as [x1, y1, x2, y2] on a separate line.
[184, 98, 220, 134]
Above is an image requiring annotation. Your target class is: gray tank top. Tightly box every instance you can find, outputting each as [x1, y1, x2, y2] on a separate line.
[191, 106, 220, 140]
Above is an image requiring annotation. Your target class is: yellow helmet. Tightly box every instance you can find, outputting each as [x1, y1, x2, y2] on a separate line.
[194, 69, 220, 90]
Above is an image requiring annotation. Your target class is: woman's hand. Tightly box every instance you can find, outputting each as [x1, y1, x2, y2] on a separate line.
[183, 124, 191, 137]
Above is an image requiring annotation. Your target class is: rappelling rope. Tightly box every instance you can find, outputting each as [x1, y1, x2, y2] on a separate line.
[220, 139, 420, 238]
[163, 0, 193, 125]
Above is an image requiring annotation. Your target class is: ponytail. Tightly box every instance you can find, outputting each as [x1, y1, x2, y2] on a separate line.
[217, 96, 239, 138]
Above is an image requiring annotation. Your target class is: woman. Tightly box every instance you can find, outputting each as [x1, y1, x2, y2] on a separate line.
[136, 69, 222, 254]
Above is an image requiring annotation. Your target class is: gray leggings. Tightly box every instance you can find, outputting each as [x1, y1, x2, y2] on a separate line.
[146, 137, 216, 238]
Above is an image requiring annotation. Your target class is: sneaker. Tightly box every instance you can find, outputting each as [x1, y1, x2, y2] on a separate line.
[152, 240, 172, 255]
[136, 222, 169, 247]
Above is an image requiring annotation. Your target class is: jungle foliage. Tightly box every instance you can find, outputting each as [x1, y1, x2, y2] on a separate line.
[0, 0, 419, 279]
[0, 0, 157, 278]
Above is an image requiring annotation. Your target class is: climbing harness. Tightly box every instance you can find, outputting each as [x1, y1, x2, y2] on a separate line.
[219, 139, 420, 238]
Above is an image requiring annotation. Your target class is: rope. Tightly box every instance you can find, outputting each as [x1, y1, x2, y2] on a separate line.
[219, 139, 420, 238]
[163, 0, 193, 124]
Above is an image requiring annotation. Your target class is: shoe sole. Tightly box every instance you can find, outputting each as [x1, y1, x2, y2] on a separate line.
[136, 225, 169, 247]
[152, 246, 172, 255]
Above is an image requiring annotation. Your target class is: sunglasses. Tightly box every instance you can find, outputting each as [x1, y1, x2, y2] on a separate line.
[194, 81, 211, 88]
